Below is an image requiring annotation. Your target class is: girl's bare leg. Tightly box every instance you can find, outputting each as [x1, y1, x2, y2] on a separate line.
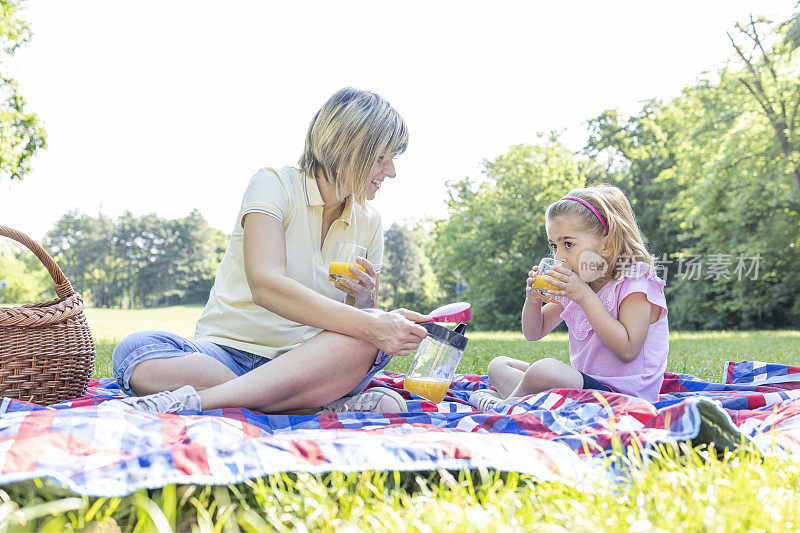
[486, 356, 536, 398]
[508, 358, 583, 398]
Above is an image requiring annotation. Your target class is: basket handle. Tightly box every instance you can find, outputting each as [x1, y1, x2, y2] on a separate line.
[0, 225, 74, 299]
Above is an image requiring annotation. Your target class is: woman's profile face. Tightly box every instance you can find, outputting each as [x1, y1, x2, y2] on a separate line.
[366, 154, 396, 201]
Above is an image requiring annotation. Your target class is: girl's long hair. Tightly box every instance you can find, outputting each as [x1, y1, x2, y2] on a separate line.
[546, 185, 651, 279]
[299, 88, 408, 207]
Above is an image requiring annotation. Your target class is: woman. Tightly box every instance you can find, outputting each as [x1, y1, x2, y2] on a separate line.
[107, 88, 431, 414]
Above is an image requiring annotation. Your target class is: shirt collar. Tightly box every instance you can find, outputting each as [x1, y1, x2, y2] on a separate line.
[303, 174, 354, 225]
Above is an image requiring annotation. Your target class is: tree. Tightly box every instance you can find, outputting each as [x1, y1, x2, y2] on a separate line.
[162, 210, 227, 305]
[585, 102, 690, 259]
[46, 210, 118, 306]
[381, 223, 423, 306]
[0, 0, 46, 182]
[45, 210, 227, 308]
[666, 70, 800, 329]
[586, 50, 800, 330]
[728, 15, 800, 200]
[432, 139, 587, 330]
[380, 222, 442, 312]
[782, 5, 800, 52]
[0, 241, 49, 303]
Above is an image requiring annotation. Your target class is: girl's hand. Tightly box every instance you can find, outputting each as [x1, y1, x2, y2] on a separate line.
[525, 266, 544, 304]
[369, 309, 430, 357]
[545, 265, 594, 304]
[336, 256, 378, 305]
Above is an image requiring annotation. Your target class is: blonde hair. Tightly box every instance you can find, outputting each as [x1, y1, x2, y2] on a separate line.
[299, 88, 409, 207]
[545, 184, 651, 279]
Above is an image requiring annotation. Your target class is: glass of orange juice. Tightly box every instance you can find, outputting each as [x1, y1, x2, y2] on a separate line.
[329, 242, 367, 287]
[530, 257, 564, 304]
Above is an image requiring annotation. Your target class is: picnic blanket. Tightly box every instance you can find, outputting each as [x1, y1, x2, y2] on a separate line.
[0, 360, 799, 496]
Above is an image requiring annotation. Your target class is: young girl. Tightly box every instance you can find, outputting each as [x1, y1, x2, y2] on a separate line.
[470, 185, 668, 409]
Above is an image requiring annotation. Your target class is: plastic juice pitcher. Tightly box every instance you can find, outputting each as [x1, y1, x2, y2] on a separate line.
[403, 323, 468, 403]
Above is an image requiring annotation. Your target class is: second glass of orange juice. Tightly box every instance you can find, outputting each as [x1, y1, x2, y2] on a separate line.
[329, 242, 366, 286]
[530, 257, 564, 304]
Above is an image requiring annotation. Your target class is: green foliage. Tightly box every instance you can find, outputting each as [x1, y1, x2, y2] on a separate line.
[0, 0, 46, 182]
[420, 14, 799, 332]
[585, 102, 689, 257]
[42, 210, 227, 308]
[431, 140, 586, 330]
[578, 15, 800, 331]
[785, 10, 800, 51]
[0, 240, 49, 303]
[380, 222, 443, 312]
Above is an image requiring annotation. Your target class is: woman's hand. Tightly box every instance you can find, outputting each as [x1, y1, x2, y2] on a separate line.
[545, 265, 594, 304]
[336, 256, 378, 307]
[389, 308, 433, 323]
[368, 308, 432, 357]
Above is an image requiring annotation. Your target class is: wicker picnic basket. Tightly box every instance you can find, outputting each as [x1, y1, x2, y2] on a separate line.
[0, 226, 95, 405]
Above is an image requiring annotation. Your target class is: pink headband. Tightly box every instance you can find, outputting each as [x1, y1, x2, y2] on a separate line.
[562, 196, 608, 235]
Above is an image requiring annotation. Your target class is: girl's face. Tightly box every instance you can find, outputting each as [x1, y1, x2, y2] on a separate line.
[366, 154, 396, 201]
[546, 216, 610, 282]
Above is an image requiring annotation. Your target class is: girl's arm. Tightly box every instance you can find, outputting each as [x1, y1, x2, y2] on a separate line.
[522, 299, 565, 341]
[575, 291, 653, 363]
[547, 266, 653, 363]
[243, 213, 427, 356]
[521, 266, 564, 341]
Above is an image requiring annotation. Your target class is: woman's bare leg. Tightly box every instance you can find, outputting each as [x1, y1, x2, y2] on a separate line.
[198, 330, 379, 413]
[129, 354, 238, 395]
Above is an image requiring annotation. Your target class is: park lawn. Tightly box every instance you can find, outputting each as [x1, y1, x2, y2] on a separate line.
[1, 306, 799, 531]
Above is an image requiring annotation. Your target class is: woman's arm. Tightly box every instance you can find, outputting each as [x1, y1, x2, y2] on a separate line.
[243, 212, 426, 356]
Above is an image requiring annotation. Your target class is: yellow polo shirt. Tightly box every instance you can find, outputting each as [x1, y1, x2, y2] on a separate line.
[194, 166, 384, 359]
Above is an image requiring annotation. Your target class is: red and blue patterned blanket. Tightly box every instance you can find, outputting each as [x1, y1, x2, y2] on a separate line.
[0, 361, 798, 496]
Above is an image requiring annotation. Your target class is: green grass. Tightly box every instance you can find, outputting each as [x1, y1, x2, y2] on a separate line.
[2, 306, 800, 531]
[86, 305, 203, 379]
[389, 329, 800, 383]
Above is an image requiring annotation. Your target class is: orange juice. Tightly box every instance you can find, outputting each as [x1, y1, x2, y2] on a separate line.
[531, 274, 560, 303]
[328, 261, 366, 284]
[404, 376, 451, 403]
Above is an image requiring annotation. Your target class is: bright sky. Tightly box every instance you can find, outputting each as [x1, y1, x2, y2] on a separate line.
[2, 1, 797, 241]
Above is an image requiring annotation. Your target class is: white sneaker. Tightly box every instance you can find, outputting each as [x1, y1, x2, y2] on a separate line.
[102, 385, 202, 413]
[321, 387, 408, 413]
[469, 389, 504, 411]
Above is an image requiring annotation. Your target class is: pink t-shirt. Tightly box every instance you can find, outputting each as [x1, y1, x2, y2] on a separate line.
[559, 262, 669, 402]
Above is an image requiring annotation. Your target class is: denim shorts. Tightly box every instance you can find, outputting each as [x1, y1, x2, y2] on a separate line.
[112, 329, 393, 398]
